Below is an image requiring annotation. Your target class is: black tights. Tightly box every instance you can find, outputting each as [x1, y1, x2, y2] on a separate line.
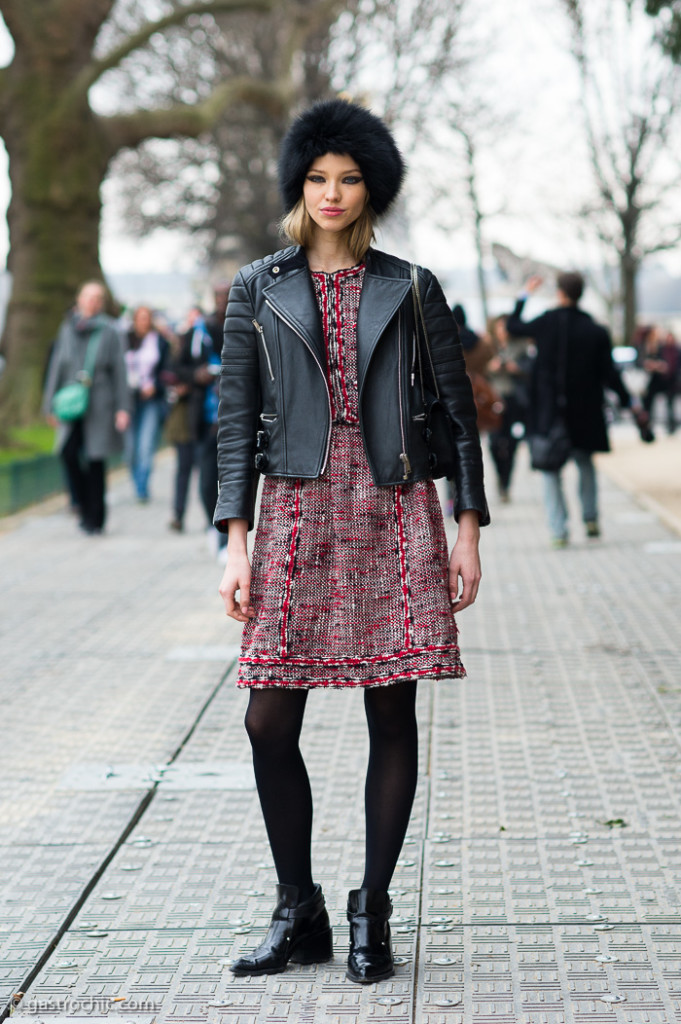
[244, 681, 418, 898]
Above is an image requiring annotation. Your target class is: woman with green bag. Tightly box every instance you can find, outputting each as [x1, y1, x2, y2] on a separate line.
[43, 281, 130, 534]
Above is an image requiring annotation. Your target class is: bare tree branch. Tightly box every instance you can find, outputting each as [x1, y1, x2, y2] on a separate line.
[560, 0, 681, 341]
[278, 0, 346, 69]
[66, 0, 276, 102]
[639, 228, 681, 255]
[100, 74, 290, 153]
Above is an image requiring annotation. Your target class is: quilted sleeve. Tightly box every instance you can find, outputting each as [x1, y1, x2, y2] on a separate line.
[419, 268, 490, 526]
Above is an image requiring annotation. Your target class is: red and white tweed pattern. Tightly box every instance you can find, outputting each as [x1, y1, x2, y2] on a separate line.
[311, 266, 363, 424]
[237, 266, 464, 689]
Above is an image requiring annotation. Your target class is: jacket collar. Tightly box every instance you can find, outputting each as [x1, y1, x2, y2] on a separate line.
[263, 246, 411, 378]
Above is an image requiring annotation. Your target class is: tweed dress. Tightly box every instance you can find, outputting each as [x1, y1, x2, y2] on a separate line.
[237, 264, 465, 688]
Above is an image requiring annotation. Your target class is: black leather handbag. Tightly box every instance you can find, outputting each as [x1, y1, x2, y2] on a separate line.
[410, 264, 458, 479]
[528, 418, 571, 471]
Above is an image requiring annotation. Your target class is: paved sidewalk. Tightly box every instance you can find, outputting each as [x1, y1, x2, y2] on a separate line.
[1, 439, 680, 1024]
[596, 423, 681, 533]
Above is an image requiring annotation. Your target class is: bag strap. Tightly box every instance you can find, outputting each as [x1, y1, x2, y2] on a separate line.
[81, 328, 104, 385]
[410, 263, 441, 402]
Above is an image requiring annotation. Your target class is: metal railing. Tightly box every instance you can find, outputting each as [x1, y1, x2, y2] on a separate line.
[0, 454, 66, 517]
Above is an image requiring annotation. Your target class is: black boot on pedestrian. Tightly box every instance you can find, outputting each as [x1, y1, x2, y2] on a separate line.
[346, 888, 394, 984]
[230, 884, 332, 976]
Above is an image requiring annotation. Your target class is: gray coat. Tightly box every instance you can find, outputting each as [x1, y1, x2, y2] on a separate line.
[43, 312, 130, 460]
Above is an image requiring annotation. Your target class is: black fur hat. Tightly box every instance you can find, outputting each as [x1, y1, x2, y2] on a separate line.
[278, 99, 405, 216]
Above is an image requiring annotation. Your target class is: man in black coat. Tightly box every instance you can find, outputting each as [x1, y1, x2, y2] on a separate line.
[507, 272, 638, 547]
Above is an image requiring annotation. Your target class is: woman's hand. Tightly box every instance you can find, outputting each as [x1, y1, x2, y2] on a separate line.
[448, 510, 482, 612]
[115, 410, 130, 432]
[218, 519, 255, 622]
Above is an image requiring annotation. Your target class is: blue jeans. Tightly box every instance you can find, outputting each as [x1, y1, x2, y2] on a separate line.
[126, 397, 163, 500]
[542, 449, 598, 541]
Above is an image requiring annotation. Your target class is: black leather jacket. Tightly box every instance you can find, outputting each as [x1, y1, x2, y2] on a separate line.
[214, 245, 489, 530]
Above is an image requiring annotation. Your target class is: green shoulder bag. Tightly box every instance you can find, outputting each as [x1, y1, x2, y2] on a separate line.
[52, 329, 103, 422]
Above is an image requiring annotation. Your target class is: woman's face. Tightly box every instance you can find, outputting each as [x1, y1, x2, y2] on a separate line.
[302, 152, 368, 235]
[494, 319, 509, 346]
[76, 283, 105, 319]
[134, 307, 153, 336]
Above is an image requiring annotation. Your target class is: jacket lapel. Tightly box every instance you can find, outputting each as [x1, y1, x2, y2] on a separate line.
[356, 272, 411, 384]
[263, 268, 325, 367]
[262, 250, 411, 382]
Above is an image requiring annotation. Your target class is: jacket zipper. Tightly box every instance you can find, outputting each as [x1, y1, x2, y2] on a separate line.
[397, 310, 412, 480]
[264, 299, 333, 473]
[252, 318, 275, 381]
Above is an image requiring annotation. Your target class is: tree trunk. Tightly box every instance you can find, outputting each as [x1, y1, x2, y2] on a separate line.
[473, 212, 488, 329]
[0, 38, 112, 425]
[620, 251, 638, 348]
[461, 131, 489, 328]
[2, 117, 109, 426]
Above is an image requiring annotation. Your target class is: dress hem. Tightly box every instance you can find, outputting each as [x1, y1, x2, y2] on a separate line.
[236, 665, 466, 690]
[238, 640, 461, 669]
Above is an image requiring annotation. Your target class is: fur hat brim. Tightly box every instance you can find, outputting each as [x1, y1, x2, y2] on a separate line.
[278, 99, 405, 216]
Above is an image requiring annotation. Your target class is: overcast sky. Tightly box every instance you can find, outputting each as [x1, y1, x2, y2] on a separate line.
[1, 0, 680, 280]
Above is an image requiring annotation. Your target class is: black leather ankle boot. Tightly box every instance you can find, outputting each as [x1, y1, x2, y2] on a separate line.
[346, 888, 394, 984]
[230, 884, 333, 976]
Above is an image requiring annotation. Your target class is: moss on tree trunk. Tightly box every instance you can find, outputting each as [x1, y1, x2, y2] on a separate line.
[1, 24, 111, 423]
[2, 112, 109, 423]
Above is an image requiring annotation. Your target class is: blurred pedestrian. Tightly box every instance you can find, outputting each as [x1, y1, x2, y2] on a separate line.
[43, 333, 81, 515]
[123, 306, 170, 502]
[453, 304, 501, 431]
[486, 314, 534, 502]
[508, 272, 639, 547]
[446, 304, 500, 515]
[164, 306, 212, 532]
[216, 100, 488, 984]
[205, 282, 231, 350]
[638, 325, 679, 434]
[451, 303, 482, 360]
[43, 280, 130, 535]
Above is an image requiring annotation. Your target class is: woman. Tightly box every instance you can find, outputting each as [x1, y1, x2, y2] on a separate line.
[164, 306, 213, 531]
[639, 324, 679, 435]
[124, 306, 169, 502]
[43, 280, 130, 534]
[486, 313, 533, 502]
[215, 100, 489, 985]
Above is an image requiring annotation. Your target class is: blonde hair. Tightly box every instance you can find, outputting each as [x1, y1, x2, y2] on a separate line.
[280, 198, 377, 264]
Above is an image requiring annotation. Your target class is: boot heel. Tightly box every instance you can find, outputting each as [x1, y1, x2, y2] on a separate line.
[289, 926, 333, 965]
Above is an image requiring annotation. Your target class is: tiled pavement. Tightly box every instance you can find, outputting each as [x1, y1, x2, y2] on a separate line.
[1, 437, 680, 1023]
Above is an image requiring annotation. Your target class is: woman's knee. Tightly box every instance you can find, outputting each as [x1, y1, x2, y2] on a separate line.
[364, 681, 417, 740]
[244, 691, 307, 755]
